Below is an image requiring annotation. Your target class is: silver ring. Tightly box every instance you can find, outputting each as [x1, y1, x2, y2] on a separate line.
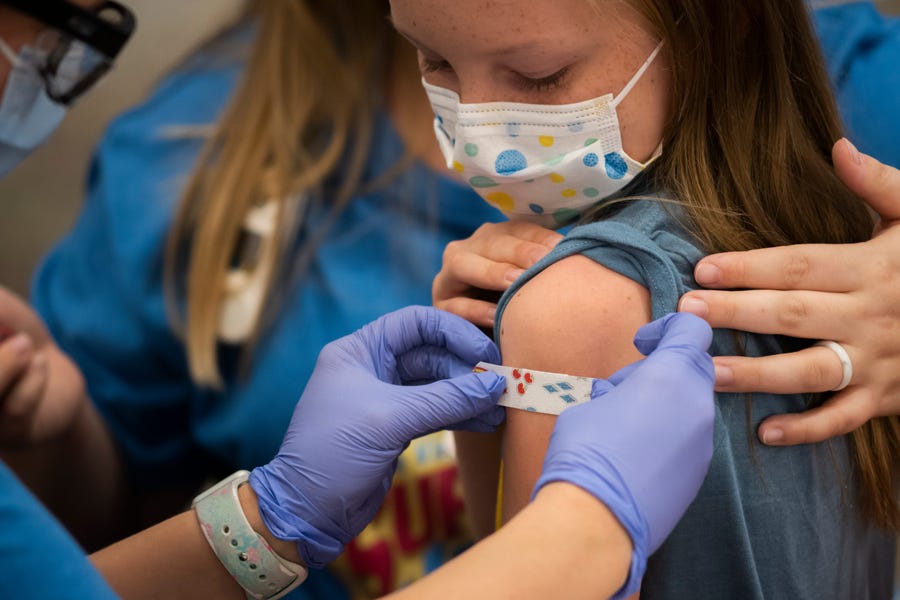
[814, 340, 853, 391]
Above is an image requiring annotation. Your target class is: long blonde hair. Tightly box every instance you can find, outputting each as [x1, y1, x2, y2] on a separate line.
[164, 0, 393, 387]
[617, 0, 900, 530]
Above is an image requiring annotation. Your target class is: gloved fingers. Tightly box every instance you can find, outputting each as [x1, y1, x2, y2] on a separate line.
[590, 376, 615, 398]
[395, 371, 505, 437]
[447, 405, 505, 433]
[377, 306, 501, 366]
[395, 345, 475, 384]
[633, 313, 713, 360]
[605, 360, 642, 387]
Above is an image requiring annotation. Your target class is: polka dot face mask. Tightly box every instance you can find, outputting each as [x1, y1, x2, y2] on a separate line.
[424, 42, 664, 228]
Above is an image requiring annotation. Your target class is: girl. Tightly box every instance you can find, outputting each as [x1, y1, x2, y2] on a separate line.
[389, 0, 898, 597]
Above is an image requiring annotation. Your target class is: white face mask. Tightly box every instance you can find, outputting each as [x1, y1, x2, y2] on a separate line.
[425, 42, 664, 228]
[0, 35, 74, 177]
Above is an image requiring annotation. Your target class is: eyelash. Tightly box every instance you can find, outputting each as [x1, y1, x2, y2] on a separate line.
[421, 58, 571, 93]
[421, 58, 451, 74]
[515, 67, 571, 92]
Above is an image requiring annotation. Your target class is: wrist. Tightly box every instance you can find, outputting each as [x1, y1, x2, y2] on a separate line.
[533, 482, 637, 598]
[533, 482, 632, 553]
[193, 471, 308, 599]
[237, 483, 304, 566]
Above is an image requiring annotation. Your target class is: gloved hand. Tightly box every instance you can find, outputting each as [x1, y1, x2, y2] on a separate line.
[534, 312, 715, 599]
[249, 306, 506, 568]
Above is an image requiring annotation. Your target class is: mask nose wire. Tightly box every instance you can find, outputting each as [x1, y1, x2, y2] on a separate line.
[610, 40, 665, 109]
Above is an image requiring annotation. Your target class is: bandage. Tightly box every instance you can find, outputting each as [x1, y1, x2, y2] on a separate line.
[475, 362, 593, 415]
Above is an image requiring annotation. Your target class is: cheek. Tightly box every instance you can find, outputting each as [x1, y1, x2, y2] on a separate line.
[616, 64, 672, 163]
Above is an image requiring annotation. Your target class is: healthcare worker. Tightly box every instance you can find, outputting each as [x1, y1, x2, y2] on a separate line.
[90, 309, 716, 600]
[0, 300, 717, 600]
[0, 4, 715, 598]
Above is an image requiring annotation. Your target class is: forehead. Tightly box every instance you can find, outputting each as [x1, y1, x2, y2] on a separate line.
[389, 0, 641, 53]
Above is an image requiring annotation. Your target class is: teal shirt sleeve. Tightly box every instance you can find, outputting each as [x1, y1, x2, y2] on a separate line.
[494, 199, 702, 341]
[31, 52, 243, 491]
[0, 460, 118, 599]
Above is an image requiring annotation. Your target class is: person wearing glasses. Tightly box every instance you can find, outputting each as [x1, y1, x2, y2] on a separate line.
[0, 0, 133, 175]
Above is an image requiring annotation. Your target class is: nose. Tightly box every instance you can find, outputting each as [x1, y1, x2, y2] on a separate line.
[455, 67, 506, 104]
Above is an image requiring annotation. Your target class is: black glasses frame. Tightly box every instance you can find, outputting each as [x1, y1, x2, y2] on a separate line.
[0, 0, 136, 104]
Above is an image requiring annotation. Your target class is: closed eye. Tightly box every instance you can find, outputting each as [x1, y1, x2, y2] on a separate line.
[421, 57, 453, 74]
[514, 66, 571, 92]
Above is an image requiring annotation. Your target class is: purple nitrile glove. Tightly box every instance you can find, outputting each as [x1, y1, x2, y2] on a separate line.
[534, 312, 715, 599]
[249, 306, 505, 568]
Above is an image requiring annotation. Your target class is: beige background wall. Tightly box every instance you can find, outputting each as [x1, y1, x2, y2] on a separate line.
[0, 0, 898, 296]
[0, 0, 245, 295]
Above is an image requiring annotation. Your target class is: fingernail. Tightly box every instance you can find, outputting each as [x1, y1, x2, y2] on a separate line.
[694, 263, 721, 285]
[844, 138, 862, 166]
[679, 296, 709, 318]
[761, 428, 784, 445]
[714, 364, 733, 386]
[506, 268, 525, 283]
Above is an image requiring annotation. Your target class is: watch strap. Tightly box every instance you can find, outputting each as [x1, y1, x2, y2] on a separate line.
[193, 470, 308, 600]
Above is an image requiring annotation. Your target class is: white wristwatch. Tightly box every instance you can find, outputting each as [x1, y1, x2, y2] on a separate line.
[192, 471, 308, 600]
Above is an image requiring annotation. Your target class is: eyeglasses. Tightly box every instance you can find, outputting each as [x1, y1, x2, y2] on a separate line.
[0, 0, 135, 105]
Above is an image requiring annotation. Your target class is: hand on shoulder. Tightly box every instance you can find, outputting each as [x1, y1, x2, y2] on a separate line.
[679, 139, 900, 445]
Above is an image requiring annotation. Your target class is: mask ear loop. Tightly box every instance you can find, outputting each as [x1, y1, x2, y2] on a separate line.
[610, 40, 665, 109]
[0, 37, 24, 69]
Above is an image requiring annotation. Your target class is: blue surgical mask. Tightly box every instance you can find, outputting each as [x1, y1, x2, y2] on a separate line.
[0, 35, 69, 177]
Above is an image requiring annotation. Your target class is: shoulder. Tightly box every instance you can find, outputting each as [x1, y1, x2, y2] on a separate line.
[81, 32, 249, 263]
[98, 34, 246, 167]
[33, 35, 250, 318]
[496, 196, 704, 350]
[500, 253, 649, 378]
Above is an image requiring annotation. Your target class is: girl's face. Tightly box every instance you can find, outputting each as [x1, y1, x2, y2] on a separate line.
[389, 0, 671, 164]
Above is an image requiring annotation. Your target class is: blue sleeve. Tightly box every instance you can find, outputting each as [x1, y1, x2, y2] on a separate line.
[31, 58, 242, 491]
[494, 200, 703, 340]
[814, 2, 900, 168]
[0, 461, 119, 599]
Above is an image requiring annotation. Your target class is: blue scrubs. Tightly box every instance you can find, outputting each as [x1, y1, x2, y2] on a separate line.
[30, 29, 503, 598]
[815, 2, 900, 168]
[0, 461, 118, 599]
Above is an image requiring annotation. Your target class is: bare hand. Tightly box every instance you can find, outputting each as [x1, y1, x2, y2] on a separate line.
[433, 222, 563, 327]
[0, 288, 87, 445]
[678, 139, 900, 446]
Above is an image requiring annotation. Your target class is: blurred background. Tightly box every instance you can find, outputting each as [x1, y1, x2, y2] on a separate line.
[0, 0, 898, 295]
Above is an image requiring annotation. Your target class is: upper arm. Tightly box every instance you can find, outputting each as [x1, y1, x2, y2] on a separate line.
[498, 254, 652, 522]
